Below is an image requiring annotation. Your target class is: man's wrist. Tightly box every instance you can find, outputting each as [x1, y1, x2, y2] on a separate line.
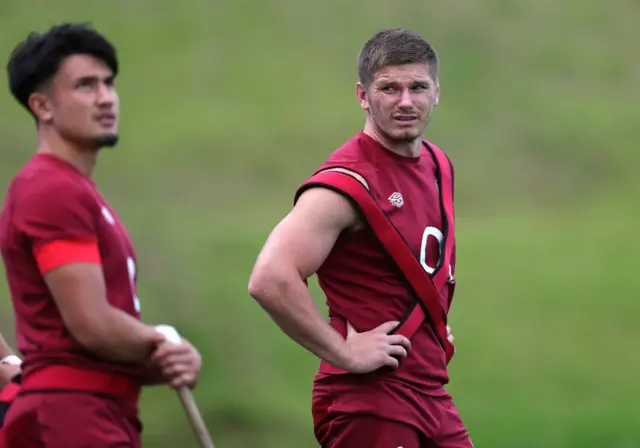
[327, 340, 352, 371]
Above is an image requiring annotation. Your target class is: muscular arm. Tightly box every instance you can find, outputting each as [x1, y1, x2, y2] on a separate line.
[45, 262, 163, 363]
[248, 187, 359, 370]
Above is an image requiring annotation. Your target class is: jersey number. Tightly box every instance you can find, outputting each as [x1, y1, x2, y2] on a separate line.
[419, 226, 454, 282]
[127, 257, 141, 313]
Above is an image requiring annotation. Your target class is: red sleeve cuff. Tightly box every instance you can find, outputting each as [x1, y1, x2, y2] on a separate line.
[34, 238, 101, 274]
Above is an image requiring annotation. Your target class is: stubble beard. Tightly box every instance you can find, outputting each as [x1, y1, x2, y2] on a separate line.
[90, 133, 119, 149]
[370, 102, 434, 145]
[378, 114, 430, 144]
[388, 127, 423, 142]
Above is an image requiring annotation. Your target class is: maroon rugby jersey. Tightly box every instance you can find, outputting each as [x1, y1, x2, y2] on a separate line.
[0, 153, 144, 381]
[301, 131, 457, 394]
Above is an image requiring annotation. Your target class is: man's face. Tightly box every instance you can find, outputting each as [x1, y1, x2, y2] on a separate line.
[357, 62, 439, 143]
[32, 53, 119, 149]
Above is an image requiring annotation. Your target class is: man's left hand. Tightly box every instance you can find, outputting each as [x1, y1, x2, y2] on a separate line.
[150, 338, 202, 389]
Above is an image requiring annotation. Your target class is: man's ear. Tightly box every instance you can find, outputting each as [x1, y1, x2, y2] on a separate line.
[28, 91, 53, 122]
[356, 82, 370, 112]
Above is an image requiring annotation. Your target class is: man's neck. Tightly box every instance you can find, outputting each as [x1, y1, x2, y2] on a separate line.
[36, 132, 98, 177]
[363, 121, 422, 158]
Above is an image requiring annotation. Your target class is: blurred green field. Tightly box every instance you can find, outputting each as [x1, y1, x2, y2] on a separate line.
[0, 1, 638, 447]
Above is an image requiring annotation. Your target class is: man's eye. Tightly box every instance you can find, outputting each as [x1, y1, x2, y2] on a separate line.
[76, 79, 93, 88]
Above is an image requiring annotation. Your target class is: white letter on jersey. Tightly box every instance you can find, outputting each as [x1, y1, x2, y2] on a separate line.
[127, 257, 141, 313]
[420, 226, 444, 274]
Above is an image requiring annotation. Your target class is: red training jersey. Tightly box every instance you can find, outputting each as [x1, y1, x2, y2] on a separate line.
[301, 131, 457, 394]
[0, 153, 144, 381]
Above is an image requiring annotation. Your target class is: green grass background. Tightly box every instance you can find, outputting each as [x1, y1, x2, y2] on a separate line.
[0, 1, 638, 446]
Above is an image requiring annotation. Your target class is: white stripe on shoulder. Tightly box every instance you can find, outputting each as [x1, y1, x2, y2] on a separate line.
[319, 168, 369, 190]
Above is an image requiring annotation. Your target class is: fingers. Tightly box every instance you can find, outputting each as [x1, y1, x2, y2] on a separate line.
[383, 356, 400, 370]
[161, 360, 192, 376]
[154, 353, 196, 371]
[156, 360, 200, 389]
[169, 371, 198, 389]
[349, 320, 401, 338]
[150, 342, 201, 388]
[373, 320, 400, 334]
[381, 344, 408, 371]
[382, 334, 410, 370]
[151, 343, 192, 363]
[162, 361, 199, 385]
[387, 334, 411, 351]
[387, 344, 408, 361]
[345, 320, 413, 374]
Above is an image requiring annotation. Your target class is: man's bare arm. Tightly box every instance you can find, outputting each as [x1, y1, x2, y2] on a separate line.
[45, 263, 165, 363]
[248, 187, 359, 370]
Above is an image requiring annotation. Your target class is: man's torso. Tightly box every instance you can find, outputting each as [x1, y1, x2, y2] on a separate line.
[0, 154, 143, 380]
[303, 131, 457, 393]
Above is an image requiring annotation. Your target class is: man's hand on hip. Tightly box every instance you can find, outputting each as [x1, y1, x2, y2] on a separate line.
[342, 321, 411, 374]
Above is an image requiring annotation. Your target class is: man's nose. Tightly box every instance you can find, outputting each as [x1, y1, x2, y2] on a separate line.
[398, 89, 413, 109]
[96, 83, 114, 106]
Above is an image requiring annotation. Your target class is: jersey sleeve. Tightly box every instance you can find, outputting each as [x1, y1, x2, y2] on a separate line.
[12, 177, 101, 273]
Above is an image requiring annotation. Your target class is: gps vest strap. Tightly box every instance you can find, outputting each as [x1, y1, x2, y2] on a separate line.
[296, 145, 456, 374]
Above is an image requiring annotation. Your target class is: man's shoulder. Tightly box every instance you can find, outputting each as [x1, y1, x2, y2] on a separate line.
[317, 133, 374, 175]
[11, 159, 90, 201]
[7, 165, 98, 224]
[330, 132, 368, 156]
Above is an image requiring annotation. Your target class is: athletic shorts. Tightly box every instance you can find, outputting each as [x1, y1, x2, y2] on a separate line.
[313, 376, 473, 447]
[2, 392, 142, 447]
[317, 401, 473, 448]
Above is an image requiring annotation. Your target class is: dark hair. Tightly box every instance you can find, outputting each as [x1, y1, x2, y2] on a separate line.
[7, 23, 118, 117]
[358, 28, 438, 88]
